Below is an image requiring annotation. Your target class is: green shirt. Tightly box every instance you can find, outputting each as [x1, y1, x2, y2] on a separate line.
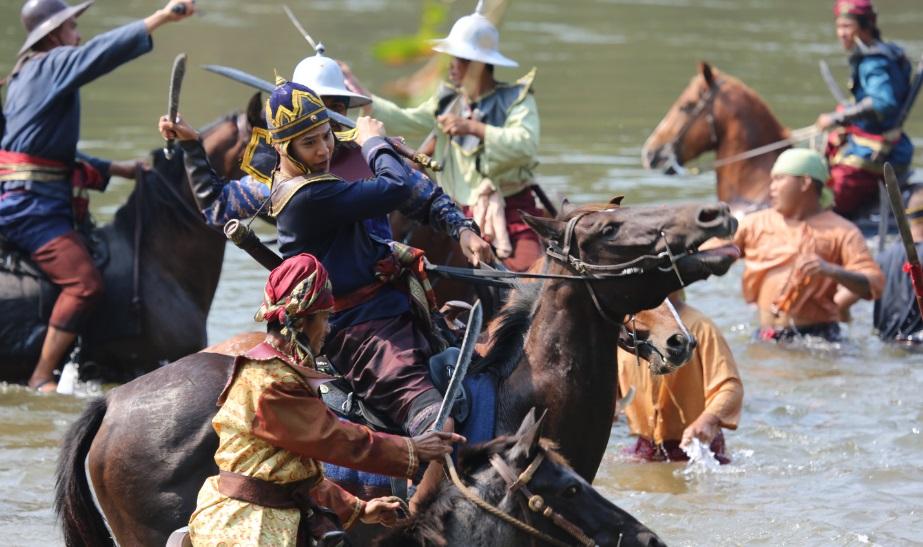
[370, 72, 540, 206]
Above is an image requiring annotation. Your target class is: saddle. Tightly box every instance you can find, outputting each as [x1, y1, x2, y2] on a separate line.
[317, 347, 471, 435]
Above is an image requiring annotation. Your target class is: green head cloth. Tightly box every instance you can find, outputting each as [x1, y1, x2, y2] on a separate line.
[771, 148, 835, 209]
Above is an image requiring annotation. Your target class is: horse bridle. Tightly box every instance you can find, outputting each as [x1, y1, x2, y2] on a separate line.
[444, 451, 598, 547]
[661, 79, 722, 173]
[620, 297, 695, 365]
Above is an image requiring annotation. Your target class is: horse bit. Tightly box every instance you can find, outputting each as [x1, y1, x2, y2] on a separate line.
[444, 451, 598, 547]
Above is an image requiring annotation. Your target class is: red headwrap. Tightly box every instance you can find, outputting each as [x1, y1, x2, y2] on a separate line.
[834, 0, 876, 23]
[256, 253, 334, 325]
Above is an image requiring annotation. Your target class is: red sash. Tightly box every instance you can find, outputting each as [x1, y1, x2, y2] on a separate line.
[0, 150, 106, 222]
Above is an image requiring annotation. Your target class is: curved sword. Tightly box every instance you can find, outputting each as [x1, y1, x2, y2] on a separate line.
[163, 53, 187, 160]
[431, 299, 483, 432]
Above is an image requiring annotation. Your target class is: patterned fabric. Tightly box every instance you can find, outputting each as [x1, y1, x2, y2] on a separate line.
[257, 253, 334, 325]
[265, 81, 330, 144]
[834, 0, 876, 20]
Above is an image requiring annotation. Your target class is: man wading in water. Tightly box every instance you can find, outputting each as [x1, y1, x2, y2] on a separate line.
[0, 0, 196, 391]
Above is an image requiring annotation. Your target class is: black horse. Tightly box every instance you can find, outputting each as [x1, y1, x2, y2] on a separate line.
[0, 95, 262, 382]
[377, 409, 666, 546]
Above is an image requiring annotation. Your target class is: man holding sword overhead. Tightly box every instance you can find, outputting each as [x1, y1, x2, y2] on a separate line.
[0, 0, 196, 392]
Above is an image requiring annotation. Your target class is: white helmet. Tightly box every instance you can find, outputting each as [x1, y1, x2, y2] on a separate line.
[431, 7, 518, 68]
[292, 50, 371, 109]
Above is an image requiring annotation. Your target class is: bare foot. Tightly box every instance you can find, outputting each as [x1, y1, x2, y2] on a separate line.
[28, 378, 57, 393]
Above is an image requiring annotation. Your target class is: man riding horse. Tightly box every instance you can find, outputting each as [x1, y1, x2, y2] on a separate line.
[159, 79, 492, 507]
[815, 0, 914, 218]
[0, 0, 195, 391]
[340, 2, 548, 272]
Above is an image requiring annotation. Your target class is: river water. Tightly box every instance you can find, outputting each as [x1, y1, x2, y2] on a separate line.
[1, 0, 921, 545]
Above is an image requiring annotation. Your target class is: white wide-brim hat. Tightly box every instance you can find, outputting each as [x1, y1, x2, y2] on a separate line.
[431, 12, 518, 68]
[292, 53, 371, 109]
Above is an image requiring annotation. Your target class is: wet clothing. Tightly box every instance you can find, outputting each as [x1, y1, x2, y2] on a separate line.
[756, 322, 842, 343]
[626, 433, 729, 465]
[827, 41, 914, 216]
[874, 241, 923, 341]
[188, 336, 417, 546]
[0, 20, 152, 332]
[733, 208, 884, 327]
[371, 70, 544, 271]
[181, 136, 474, 430]
[617, 304, 742, 460]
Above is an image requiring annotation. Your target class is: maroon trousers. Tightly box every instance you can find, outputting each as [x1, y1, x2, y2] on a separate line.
[30, 231, 103, 332]
[627, 432, 730, 465]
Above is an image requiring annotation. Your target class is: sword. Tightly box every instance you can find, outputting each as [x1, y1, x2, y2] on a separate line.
[431, 299, 483, 432]
[282, 4, 324, 54]
[883, 163, 923, 318]
[819, 59, 848, 106]
[163, 53, 187, 160]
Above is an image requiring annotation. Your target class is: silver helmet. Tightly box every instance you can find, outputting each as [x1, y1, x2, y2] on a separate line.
[292, 50, 371, 109]
[430, 2, 517, 67]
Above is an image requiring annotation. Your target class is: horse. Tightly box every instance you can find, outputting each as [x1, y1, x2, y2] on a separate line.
[0, 93, 264, 383]
[376, 409, 665, 547]
[641, 62, 791, 214]
[56, 199, 738, 546]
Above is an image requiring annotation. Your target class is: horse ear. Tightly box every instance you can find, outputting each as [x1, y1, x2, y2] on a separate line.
[513, 408, 546, 458]
[561, 198, 577, 217]
[247, 92, 266, 129]
[699, 61, 715, 87]
[609, 195, 624, 206]
[521, 212, 563, 243]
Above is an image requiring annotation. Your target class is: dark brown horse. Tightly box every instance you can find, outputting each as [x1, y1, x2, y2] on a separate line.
[0, 94, 263, 382]
[642, 62, 791, 213]
[377, 410, 665, 546]
[56, 200, 737, 546]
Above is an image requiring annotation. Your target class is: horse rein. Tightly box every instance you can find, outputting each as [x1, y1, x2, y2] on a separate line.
[443, 452, 597, 547]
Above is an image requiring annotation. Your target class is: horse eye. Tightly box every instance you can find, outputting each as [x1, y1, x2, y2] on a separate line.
[562, 484, 579, 498]
[601, 225, 616, 237]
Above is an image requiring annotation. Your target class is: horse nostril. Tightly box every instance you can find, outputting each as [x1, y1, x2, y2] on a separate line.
[666, 334, 689, 354]
[696, 205, 725, 228]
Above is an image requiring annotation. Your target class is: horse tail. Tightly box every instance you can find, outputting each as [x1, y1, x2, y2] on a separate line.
[54, 397, 113, 547]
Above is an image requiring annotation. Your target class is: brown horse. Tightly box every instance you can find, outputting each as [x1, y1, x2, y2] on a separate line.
[56, 200, 737, 546]
[642, 62, 791, 213]
[0, 94, 263, 382]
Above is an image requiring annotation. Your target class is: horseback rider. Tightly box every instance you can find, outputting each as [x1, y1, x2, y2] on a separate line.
[815, 0, 914, 218]
[340, 2, 547, 272]
[160, 79, 490, 507]
[0, 0, 196, 391]
[187, 253, 465, 545]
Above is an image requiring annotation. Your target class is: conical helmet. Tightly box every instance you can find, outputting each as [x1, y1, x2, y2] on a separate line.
[292, 48, 371, 109]
[431, 4, 517, 67]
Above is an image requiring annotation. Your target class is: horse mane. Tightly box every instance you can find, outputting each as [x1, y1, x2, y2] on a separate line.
[710, 69, 789, 142]
[473, 281, 540, 379]
[374, 437, 568, 547]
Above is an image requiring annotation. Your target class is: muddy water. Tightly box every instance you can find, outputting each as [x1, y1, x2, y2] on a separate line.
[1, 0, 921, 544]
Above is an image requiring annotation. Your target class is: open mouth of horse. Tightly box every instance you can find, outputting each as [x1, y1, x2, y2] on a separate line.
[679, 242, 740, 276]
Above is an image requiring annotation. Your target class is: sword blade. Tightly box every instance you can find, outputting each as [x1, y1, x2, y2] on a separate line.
[282, 4, 321, 53]
[819, 59, 848, 106]
[201, 64, 356, 129]
[164, 53, 188, 160]
[883, 163, 923, 317]
[432, 299, 483, 432]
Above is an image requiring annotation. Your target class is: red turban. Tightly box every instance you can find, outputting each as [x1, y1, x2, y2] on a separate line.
[834, 0, 876, 22]
[256, 253, 334, 324]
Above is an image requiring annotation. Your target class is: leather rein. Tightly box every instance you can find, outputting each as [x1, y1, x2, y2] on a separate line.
[444, 451, 598, 547]
[661, 79, 722, 175]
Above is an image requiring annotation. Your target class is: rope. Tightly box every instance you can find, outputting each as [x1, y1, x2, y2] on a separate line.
[443, 455, 573, 547]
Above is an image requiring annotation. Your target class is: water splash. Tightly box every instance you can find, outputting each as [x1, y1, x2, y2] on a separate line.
[678, 438, 721, 477]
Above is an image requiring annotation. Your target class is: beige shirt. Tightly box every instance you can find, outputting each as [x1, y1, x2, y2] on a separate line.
[617, 304, 743, 444]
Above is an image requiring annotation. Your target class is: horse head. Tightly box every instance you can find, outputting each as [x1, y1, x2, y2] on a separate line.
[621, 298, 695, 374]
[457, 409, 666, 547]
[203, 92, 265, 179]
[522, 198, 739, 316]
[642, 62, 723, 174]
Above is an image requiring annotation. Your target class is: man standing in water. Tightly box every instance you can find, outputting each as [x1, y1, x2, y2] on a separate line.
[816, 0, 914, 218]
[0, 0, 196, 391]
[341, 3, 547, 271]
[733, 149, 884, 343]
[617, 292, 743, 463]
[873, 186, 923, 345]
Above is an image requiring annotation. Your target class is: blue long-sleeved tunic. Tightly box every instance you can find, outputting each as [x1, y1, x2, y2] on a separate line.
[837, 41, 914, 171]
[0, 20, 153, 252]
[180, 136, 475, 336]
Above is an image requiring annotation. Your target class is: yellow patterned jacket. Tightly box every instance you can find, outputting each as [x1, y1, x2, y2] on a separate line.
[188, 335, 418, 546]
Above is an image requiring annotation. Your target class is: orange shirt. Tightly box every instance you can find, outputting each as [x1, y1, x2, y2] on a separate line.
[733, 208, 884, 326]
[617, 304, 743, 444]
